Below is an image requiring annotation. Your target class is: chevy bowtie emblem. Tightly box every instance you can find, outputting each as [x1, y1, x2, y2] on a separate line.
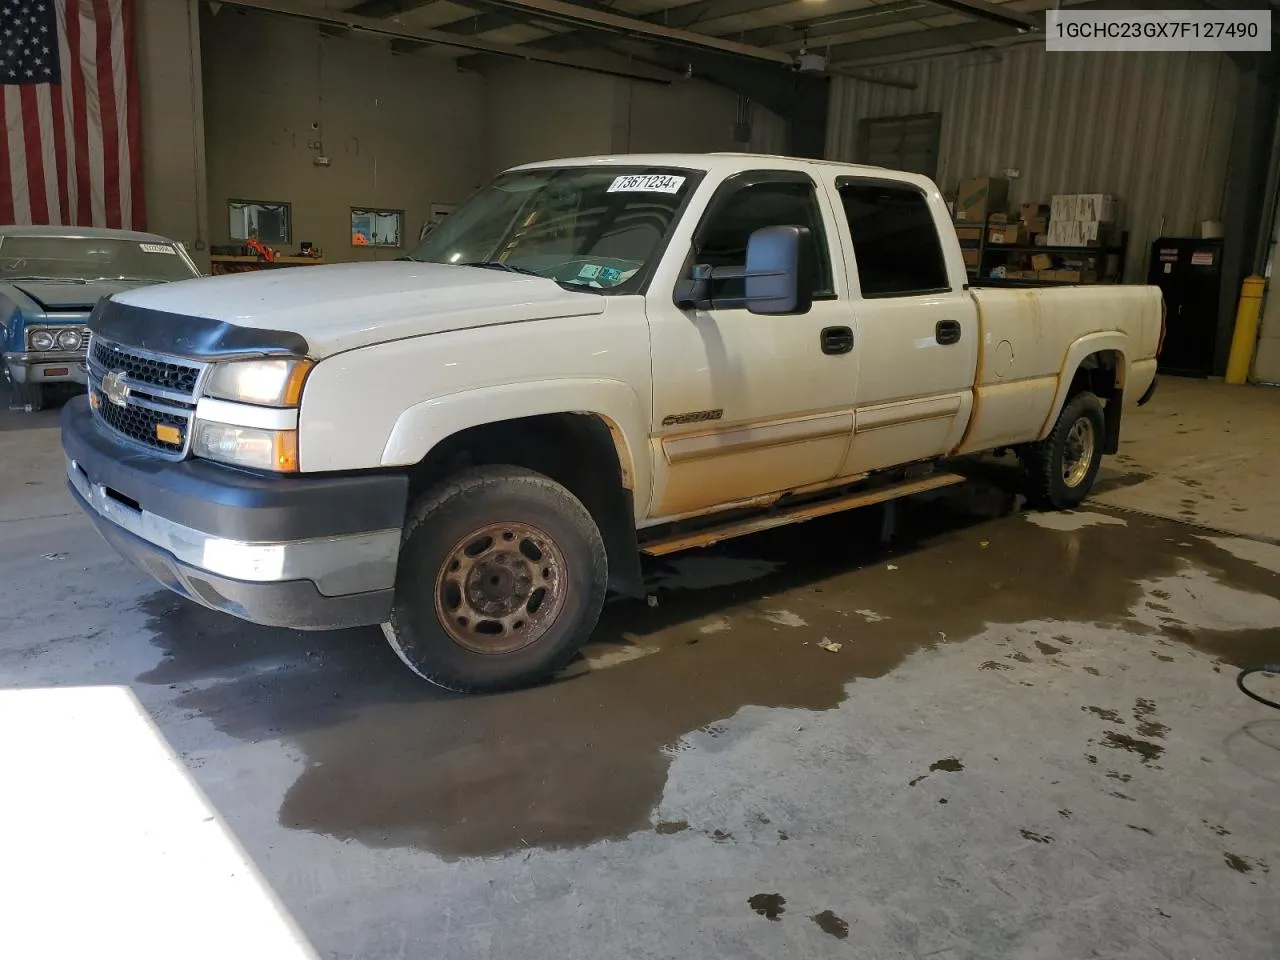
[102, 370, 130, 408]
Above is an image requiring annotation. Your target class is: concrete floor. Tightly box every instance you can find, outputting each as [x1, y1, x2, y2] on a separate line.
[2, 379, 1279, 959]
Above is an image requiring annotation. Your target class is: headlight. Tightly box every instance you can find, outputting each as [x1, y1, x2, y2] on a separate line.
[192, 421, 299, 473]
[203, 358, 312, 407]
[29, 330, 55, 351]
[56, 329, 81, 349]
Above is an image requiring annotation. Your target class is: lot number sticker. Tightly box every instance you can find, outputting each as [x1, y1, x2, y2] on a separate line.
[138, 243, 176, 255]
[608, 174, 685, 194]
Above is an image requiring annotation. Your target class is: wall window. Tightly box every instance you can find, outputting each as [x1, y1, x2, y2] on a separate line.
[856, 113, 942, 180]
[837, 181, 949, 298]
[695, 177, 833, 302]
[352, 208, 404, 248]
[228, 200, 291, 245]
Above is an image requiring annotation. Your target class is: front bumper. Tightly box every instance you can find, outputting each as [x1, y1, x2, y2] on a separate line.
[62, 397, 408, 630]
[4, 350, 88, 385]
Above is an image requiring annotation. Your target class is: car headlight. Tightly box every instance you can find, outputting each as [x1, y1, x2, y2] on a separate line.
[56, 329, 81, 350]
[29, 330, 55, 351]
[203, 358, 312, 407]
[192, 421, 299, 473]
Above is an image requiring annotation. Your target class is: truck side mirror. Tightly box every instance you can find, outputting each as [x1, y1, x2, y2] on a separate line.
[673, 225, 814, 314]
[743, 225, 813, 316]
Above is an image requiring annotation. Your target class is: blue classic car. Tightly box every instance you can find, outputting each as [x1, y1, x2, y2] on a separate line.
[0, 225, 200, 412]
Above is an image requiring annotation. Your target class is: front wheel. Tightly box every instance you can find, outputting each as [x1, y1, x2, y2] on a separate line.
[1021, 391, 1105, 510]
[382, 465, 608, 693]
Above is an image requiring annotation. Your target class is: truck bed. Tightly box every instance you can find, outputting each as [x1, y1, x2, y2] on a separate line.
[957, 284, 1163, 455]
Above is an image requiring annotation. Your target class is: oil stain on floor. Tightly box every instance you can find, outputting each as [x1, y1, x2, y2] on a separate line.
[135, 471, 1280, 860]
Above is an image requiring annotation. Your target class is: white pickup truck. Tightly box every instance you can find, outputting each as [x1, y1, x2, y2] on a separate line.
[62, 153, 1162, 692]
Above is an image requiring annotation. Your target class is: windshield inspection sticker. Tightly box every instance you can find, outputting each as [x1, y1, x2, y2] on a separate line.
[138, 243, 176, 255]
[608, 174, 685, 194]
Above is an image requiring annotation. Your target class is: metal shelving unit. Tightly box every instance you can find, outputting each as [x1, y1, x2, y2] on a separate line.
[976, 232, 1129, 286]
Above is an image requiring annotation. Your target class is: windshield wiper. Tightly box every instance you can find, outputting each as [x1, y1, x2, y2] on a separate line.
[4, 276, 88, 284]
[460, 260, 543, 277]
[90, 277, 164, 284]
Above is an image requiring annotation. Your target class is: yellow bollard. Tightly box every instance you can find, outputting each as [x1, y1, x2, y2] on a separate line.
[1225, 275, 1266, 384]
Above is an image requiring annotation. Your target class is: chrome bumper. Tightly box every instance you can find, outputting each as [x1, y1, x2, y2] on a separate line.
[67, 456, 399, 597]
[4, 351, 88, 385]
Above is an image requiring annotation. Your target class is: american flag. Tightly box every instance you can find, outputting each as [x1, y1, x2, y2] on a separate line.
[0, 0, 144, 229]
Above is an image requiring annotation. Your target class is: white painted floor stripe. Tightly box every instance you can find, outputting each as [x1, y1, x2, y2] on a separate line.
[0, 686, 318, 960]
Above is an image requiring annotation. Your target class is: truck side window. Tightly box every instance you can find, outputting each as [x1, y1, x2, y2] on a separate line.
[696, 179, 834, 302]
[837, 181, 949, 298]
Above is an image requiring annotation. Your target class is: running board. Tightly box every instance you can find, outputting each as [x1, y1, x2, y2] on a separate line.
[640, 472, 967, 557]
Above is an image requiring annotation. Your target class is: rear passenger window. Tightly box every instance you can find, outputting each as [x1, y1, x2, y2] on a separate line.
[837, 181, 949, 298]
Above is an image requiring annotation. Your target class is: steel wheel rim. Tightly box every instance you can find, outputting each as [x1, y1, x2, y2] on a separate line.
[1062, 416, 1096, 488]
[434, 521, 568, 655]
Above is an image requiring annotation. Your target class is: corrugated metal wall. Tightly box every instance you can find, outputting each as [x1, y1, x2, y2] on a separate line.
[826, 44, 1239, 282]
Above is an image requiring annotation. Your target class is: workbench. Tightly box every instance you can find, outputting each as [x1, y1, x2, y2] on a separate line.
[209, 256, 325, 276]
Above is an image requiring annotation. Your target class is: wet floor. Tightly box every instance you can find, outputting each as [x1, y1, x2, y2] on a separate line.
[3, 388, 1279, 958]
[127, 468, 1280, 861]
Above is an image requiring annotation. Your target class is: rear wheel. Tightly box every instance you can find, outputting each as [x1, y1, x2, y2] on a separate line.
[382, 465, 608, 692]
[1022, 391, 1105, 510]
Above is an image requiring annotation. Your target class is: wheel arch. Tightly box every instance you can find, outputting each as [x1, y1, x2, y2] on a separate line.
[1037, 334, 1130, 453]
[383, 383, 648, 598]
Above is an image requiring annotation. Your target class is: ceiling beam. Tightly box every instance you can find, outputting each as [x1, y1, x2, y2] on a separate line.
[345, 0, 434, 16]
[827, 16, 1037, 65]
[503, 0, 807, 58]
[654, 0, 799, 31]
[459, 0, 794, 63]
[215, 0, 681, 81]
[732, 2, 947, 50]
[927, 0, 1038, 30]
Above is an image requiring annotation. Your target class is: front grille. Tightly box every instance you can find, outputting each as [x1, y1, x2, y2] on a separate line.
[86, 337, 205, 458]
[93, 389, 189, 453]
[91, 338, 201, 395]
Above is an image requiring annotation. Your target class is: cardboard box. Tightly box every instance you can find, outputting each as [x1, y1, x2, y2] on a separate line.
[954, 225, 983, 242]
[1053, 269, 1099, 284]
[1075, 194, 1118, 222]
[1023, 216, 1049, 235]
[1050, 195, 1077, 221]
[1031, 253, 1053, 272]
[1020, 202, 1050, 223]
[1003, 269, 1025, 279]
[988, 212, 1010, 224]
[988, 224, 1028, 245]
[962, 248, 979, 268]
[956, 177, 1009, 222]
[1046, 219, 1109, 247]
[1037, 269, 1059, 281]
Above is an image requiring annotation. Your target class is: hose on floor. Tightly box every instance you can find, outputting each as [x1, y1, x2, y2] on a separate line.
[1237, 665, 1280, 711]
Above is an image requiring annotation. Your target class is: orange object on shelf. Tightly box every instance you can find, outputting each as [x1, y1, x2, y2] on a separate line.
[243, 237, 277, 262]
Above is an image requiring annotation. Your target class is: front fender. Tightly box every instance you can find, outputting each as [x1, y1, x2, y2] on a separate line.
[0, 297, 24, 353]
[1037, 331, 1131, 441]
[380, 378, 652, 520]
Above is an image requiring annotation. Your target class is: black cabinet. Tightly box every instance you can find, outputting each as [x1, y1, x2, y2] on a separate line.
[1147, 237, 1224, 377]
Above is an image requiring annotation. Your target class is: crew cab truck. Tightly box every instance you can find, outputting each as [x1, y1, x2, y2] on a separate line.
[62, 154, 1162, 692]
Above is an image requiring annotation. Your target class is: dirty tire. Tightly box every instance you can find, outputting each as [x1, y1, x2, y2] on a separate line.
[7, 380, 44, 413]
[1023, 391, 1105, 510]
[383, 465, 608, 693]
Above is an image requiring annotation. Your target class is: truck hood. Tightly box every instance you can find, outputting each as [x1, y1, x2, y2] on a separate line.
[13, 279, 148, 313]
[109, 262, 608, 358]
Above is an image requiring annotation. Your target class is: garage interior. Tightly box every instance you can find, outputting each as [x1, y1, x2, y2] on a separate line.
[3, 0, 1280, 957]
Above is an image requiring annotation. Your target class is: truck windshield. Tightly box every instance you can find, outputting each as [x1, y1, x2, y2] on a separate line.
[0, 236, 197, 283]
[406, 166, 697, 292]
